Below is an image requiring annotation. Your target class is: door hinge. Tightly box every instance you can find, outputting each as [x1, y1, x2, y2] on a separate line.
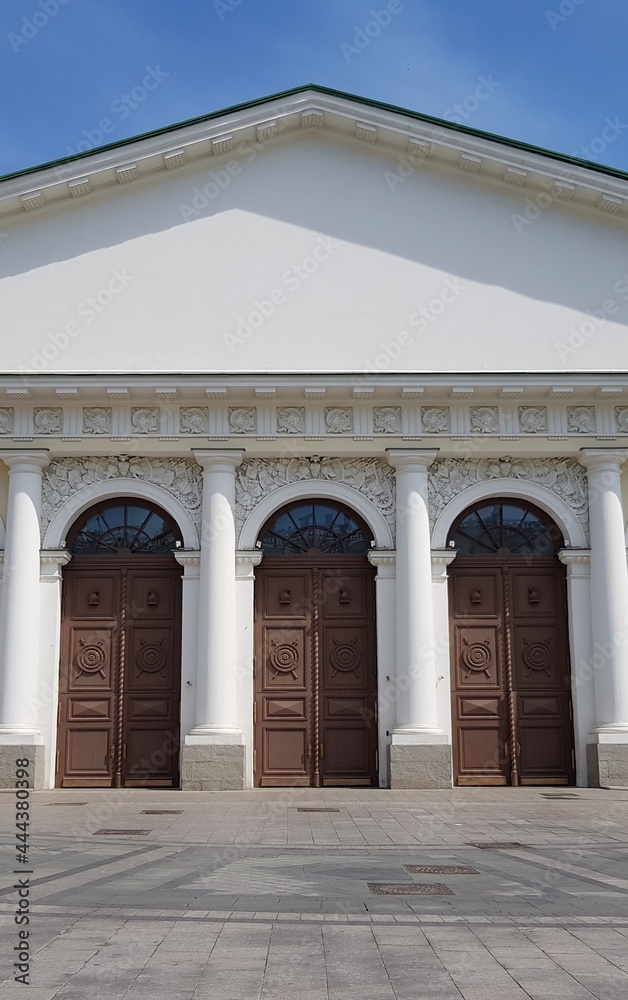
[375, 749, 379, 770]
[253, 749, 257, 772]
[571, 747, 576, 769]
[57, 702, 62, 726]
[55, 750, 59, 772]
[253, 702, 257, 724]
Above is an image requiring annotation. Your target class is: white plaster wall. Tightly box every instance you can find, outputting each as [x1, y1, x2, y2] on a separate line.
[2, 135, 628, 375]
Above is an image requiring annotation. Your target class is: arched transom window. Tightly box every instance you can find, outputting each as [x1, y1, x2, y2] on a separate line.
[69, 501, 181, 555]
[259, 501, 371, 555]
[449, 500, 562, 556]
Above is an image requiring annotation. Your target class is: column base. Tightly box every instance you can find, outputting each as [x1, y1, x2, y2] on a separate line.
[181, 744, 245, 790]
[0, 744, 45, 789]
[388, 743, 452, 789]
[587, 733, 628, 787]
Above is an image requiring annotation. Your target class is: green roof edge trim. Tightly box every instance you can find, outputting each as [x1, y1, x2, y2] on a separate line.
[3, 82, 628, 184]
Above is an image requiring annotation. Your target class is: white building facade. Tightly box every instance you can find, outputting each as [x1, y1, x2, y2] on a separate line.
[1, 86, 628, 790]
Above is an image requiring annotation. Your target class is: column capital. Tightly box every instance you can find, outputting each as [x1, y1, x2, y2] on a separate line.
[0, 449, 49, 471]
[386, 448, 439, 470]
[236, 549, 263, 579]
[193, 449, 244, 471]
[173, 549, 201, 567]
[579, 447, 628, 471]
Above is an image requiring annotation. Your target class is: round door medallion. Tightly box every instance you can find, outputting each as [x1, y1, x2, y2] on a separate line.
[461, 639, 492, 674]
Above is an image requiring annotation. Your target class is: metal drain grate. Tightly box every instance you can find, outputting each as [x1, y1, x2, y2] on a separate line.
[468, 842, 526, 850]
[93, 829, 151, 836]
[297, 807, 340, 813]
[405, 864, 479, 875]
[369, 882, 453, 895]
[140, 810, 184, 815]
[46, 802, 87, 806]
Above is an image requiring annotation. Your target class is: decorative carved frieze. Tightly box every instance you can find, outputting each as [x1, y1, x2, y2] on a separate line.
[229, 407, 256, 433]
[41, 456, 203, 538]
[0, 408, 14, 434]
[519, 407, 547, 433]
[428, 456, 589, 537]
[373, 406, 401, 434]
[277, 406, 305, 434]
[34, 408, 62, 434]
[83, 407, 111, 434]
[616, 407, 628, 433]
[131, 407, 159, 434]
[470, 406, 498, 434]
[234, 457, 396, 539]
[422, 407, 449, 433]
[180, 407, 209, 434]
[0, 398, 618, 441]
[325, 407, 353, 434]
[567, 405, 595, 434]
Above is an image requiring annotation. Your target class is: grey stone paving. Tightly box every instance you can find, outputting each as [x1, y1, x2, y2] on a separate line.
[0, 787, 627, 998]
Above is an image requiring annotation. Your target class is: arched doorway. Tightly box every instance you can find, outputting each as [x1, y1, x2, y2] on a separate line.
[57, 500, 183, 788]
[254, 500, 377, 787]
[448, 498, 575, 786]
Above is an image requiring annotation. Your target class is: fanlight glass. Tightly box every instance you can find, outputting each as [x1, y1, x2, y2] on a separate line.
[260, 503, 370, 555]
[450, 502, 562, 555]
[70, 502, 180, 555]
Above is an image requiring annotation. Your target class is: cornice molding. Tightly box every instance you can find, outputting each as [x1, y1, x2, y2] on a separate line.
[2, 90, 628, 224]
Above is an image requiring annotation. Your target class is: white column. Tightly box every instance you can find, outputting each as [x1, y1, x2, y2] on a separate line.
[173, 550, 200, 750]
[187, 450, 244, 743]
[368, 549, 397, 787]
[387, 449, 445, 740]
[40, 549, 72, 788]
[558, 549, 593, 786]
[0, 451, 49, 743]
[236, 550, 263, 787]
[580, 449, 628, 734]
[431, 549, 458, 742]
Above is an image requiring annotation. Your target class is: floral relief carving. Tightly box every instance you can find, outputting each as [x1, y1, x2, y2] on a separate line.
[229, 407, 256, 434]
[428, 456, 589, 538]
[83, 407, 111, 434]
[519, 407, 546, 433]
[421, 407, 449, 433]
[131, 408, 160, 434]
[470, 406, 498, 434]
[180, 407, 209, 434]
[235, 457, 395, 539]
[34, 408, 62, 434]
[0, 408, 14, 434]
[567, 406, 595, 434]
[41, 456, 203, 539]
[616, 407, 628, 433]
[325, 407, 353, 434]
[277, 407, 305, 434]
[373, 406, 401, 434]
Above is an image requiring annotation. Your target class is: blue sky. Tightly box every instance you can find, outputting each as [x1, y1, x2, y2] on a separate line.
[1, 0, 627, 176]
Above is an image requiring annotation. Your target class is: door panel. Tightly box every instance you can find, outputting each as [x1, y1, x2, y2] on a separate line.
[255, 560, 377, 787]
[58, 560, 181, 788]
[450, 558, 574, 786]
[255, 567, 311, 787]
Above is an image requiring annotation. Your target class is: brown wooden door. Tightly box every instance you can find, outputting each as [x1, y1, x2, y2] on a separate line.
[57, 555, 182, 787]
[450, 558, 574, 786]
[254, 558, 377, 787]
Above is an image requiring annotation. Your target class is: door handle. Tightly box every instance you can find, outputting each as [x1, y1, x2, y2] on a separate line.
[503, 741, 510, 758]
